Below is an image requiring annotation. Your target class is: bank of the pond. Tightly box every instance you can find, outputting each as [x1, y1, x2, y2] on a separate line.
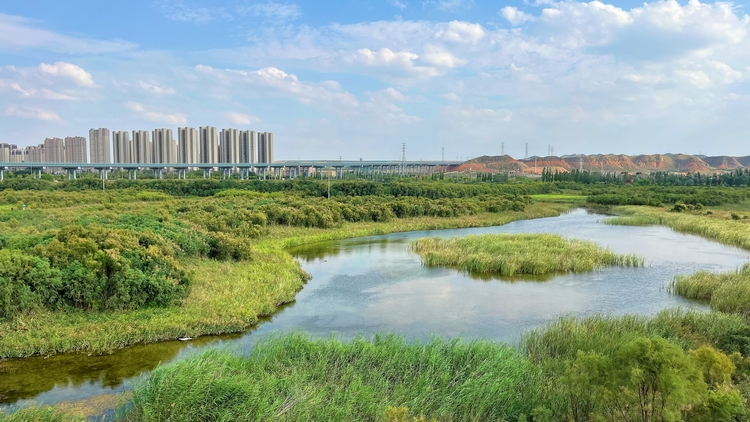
[410, 233, 643, 275]
[0, 203, 572, 358]
[605, 206, 750, 251]
[120, 308, 750, 422]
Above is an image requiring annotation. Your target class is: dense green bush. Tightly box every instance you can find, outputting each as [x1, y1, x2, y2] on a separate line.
[0, 250, 62, 320]
[0, 224, 193, 320]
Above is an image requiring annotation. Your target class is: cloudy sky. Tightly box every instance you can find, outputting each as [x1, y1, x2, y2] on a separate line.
[1, 0, 749, 160]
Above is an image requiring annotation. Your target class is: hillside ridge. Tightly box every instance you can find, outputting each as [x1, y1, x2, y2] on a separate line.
[455, 154, 750, 174]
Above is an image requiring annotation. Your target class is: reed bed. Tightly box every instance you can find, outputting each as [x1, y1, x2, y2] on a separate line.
[605, 206, 750, 250]
[521, 308, 750, 363]
[124, 333, 539, 422]
[410, 234, 643, 276]
[670, 265, 750, 315]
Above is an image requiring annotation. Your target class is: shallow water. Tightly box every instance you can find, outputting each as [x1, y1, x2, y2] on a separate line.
[2, 209, 748, 413]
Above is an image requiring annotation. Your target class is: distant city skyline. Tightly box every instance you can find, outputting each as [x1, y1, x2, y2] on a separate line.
[0, 127, 275, 166]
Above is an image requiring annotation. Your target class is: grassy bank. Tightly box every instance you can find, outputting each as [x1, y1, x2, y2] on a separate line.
[604, 206, 750, 250]
[670, 266, 750, 315]
[410, 234, 643, 275]
[0, 203, 571, 358]
[124, 334, 538, 422]
[121, 309, 750, 422]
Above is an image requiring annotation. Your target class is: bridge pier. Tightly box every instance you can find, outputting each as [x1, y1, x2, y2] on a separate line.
[0, 169, 4, 181]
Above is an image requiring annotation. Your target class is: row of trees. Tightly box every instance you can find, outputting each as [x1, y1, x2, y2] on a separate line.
[0, 178, 555, 199]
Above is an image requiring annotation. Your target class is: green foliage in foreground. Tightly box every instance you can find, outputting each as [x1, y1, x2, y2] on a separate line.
[410, 234, 643, 275]
[0, 407, 81, 422]
[523, 310, 750, 422]
[124, 333, 538, 422]
[124, 310, 750, 422]
[671, 265, 750, 316]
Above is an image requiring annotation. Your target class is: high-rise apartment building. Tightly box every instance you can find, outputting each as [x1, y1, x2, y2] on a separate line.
[10, 149, 23, 163]
[113, 131, 132, 164]
[89, 128, 111, 164]
[258, 132, 274, 163]
[0, 144, 17, 162]
[132, 130, 151, 164]
[178, 127, 199, 164]
[220, 128, 240, 164]
[152, 128, 176, 164]
[64, 136, 87, 163]
[26, 145, 45, 163]
[239, 130, 256, 164]
[44, 137, 65, 163]
[199, 126, 219, 164]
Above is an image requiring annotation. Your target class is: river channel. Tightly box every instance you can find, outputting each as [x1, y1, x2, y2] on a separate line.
[2, 209, 748, 416]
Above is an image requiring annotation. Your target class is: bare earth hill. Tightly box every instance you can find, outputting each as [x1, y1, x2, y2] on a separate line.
[455, 154, 747, 174]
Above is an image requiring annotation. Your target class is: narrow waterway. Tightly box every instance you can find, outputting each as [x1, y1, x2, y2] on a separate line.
[2, 209, 748, 416]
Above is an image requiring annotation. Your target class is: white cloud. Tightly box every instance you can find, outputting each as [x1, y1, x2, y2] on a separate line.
[156, 1, 300, 23]
[225, 112, 261, 125]
[442, 92, 461, 101]
[460, 106, 513, 121]
[38, 62, 94, 86]
[435, 21, 486, 43]
[501, 7, 532, 26]
[6, 82, 79, 100]
[0, 14, 136, 54]
[237, 2, 302, 20]
[5, 104, 61, 121]
[392, 0, 407, 10]
[430, 0, 473, 11]
[138, 81, 176, 95]
[362, 88, 421, 123]
[421, 45, 465, 68]
[196, 65, 359, 110]
[124, 101, 187, 124]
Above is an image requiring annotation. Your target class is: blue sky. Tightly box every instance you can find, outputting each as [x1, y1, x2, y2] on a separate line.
[1, 0, 749, 160]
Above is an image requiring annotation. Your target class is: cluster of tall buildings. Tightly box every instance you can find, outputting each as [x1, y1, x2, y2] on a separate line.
[1, 137, 87, 165]
[0, 127, 274, 165]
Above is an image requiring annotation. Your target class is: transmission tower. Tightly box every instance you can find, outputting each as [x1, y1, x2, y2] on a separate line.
[401, 143, 406, 162]
[579, 157, 583, 171]
[442, 147, 445, 161]
[501, 142, 505, 156]
[525, 143, 529, 158]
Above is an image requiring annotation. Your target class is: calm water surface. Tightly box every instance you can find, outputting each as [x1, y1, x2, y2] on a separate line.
[2, 209, 748, 413]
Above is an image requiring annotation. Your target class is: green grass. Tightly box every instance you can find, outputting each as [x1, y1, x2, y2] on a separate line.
[123, 333, 539, 422]
[529, 194, 587, 204]
[670, 265, 750, 315]
[0, 203, 573, 358]
[604, 206, 750, 250]
[410, 234, 643, 276]
[0, 407, 81, 422]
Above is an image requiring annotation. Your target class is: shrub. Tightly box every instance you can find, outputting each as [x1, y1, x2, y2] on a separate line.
[0, 250, 62, 320]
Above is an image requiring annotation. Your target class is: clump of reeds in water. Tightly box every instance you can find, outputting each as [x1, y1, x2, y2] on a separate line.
[409, 233, 644, 276]
[670, 264, 750, 315]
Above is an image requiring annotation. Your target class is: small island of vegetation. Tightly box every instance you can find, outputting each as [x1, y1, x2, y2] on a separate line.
[410, 233, 643, 275]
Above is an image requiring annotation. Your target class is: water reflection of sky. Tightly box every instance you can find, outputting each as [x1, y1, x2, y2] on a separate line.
[5, 209, 749, 411]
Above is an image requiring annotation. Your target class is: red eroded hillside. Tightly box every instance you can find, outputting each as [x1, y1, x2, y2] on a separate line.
[456, 153, 747, 174]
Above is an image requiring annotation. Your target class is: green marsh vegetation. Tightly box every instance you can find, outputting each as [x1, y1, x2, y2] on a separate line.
[410, 234, 643, 275]
[0, 179, 569, 357]
[124, 333, 538, 422]
[121, 309, 750, 422]
[670, 266, 750, 316]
